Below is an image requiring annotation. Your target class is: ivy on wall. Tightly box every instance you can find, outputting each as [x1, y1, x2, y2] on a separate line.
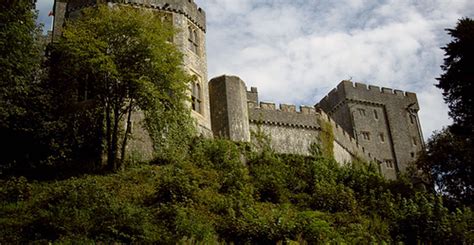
[319, 119, 335, 159]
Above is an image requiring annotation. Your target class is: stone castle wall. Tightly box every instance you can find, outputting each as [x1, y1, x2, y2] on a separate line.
[246, 100, 377, 164]
[317, 81, 424, 178]
[248, 102, 321, 156]
[209, 75, 379, 166]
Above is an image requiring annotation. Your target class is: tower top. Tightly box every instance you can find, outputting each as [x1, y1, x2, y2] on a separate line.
[64, 0, 206, 31]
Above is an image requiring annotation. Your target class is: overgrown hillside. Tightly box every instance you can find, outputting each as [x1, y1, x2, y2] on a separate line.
[1, 139, 472, 244]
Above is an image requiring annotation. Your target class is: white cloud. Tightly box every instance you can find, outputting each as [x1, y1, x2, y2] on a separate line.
[195, 0, 473, 139]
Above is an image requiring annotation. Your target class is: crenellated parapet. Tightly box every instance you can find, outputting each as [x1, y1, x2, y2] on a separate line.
[248, 102, 319, 129]
[65, 0, 206, 31]
[317, 80, 419, 113]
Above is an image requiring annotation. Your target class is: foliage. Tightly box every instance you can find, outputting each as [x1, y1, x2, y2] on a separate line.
[50, 4, 194, 171]
[318, 119, 335, 159]
[1, 139, 472, 243]
[0, 0, 51, 173]
[437, 17, 474, 136]
[417, 18, 474, 208]
[416, 128, 473, 207]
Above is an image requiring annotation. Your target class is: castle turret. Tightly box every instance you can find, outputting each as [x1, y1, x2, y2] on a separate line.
[52, 0, 212, 136]
[209, 75, 251, 142]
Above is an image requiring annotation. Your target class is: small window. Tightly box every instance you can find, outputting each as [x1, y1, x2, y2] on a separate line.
[385, 160, 394, 169]
[188, 24, 199, 54]
[191, 82, 201, 113]
[379, 133, 385, 142]
[361, 131, 370, 140]
[358, 108, 366, 116]
[412, 137, 417, 146]
[374, 109, 378, 120]
[410, 115, 416, 124]
[411, 152, 415, 158]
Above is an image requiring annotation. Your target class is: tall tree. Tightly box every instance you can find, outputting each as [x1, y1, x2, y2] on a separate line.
[0, 0, 45, 171]
[417, 18, 474, 207]
[437, 17, 474, 136]
[50, 4, 194, 171]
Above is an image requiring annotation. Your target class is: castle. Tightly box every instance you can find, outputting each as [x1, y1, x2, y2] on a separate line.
[52, 0, 424, 179]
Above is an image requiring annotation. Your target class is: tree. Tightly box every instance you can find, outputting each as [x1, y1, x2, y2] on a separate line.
[417, 18, 474, 207]
[0, 0, 46, 172]
[50, 4, 194, 171]
[417, 129, 472, 207]
[437, 17, 474, 136]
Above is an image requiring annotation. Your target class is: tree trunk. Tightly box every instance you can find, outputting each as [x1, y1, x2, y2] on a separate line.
[105, 101, 114, 171]
[111, 104, 120, 171]
[120, 100, 133, 171]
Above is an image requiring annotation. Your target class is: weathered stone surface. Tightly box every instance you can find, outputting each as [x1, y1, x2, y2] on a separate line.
[209, 75, 250, 142]
[316, 80, 423, 179]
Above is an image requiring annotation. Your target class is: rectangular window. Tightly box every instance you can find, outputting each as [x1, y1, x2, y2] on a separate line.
[191, 82, 201, 114]
[410, 115, 416, 124]
[374, 109, 378, 120]
[188, 24, 199, 55]
[379, 133, 385, 142]
[412, 137, 417, 146]
[411, 152, 415, 158]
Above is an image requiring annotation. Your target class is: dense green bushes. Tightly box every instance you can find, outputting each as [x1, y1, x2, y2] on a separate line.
[1, 139, 472, 243]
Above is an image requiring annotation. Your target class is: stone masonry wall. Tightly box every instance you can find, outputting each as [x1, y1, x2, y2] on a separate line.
[247, 99, 376, 165]
[248, 102, 320, 155]
[317, 81, 424, 178]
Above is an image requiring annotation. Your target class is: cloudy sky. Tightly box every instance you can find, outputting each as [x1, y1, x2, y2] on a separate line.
[36, 0, 473, 140]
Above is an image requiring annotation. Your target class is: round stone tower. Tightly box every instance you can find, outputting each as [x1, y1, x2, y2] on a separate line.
[52, 0, 212, 136]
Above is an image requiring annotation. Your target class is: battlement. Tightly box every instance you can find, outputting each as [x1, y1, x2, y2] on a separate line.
[349, 81, 417, 98]
[317, 80, 418, 111]
[248, 102, 319, 129]
[66, 0, 206, 31]
[250, 101, 317, 114]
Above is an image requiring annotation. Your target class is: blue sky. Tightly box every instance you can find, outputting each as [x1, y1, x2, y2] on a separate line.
[35, 0, 474, 140]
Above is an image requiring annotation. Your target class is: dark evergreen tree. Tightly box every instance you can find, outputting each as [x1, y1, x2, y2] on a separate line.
[417, 18, 474, 207]
[437, 17, 474, 136]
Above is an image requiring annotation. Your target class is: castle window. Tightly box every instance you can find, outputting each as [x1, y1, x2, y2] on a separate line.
[188, 24, 199, 55]
[191, 82, 201, 114]
[358, 108, 366, 116]
[411, 152, 415, 158]
[361, 131, 370, 140]
[379, 133, 385, 142]
[410, 115, 416, 124]
[412, 137, 417, 146]
[385, 160, 394, 169]
[374, 109, 378, 120]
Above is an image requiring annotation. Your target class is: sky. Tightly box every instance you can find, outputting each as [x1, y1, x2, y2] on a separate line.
[35, 0, 474, 140]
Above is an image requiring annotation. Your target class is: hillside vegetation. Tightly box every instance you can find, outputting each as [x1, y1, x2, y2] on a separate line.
[1, 139, 472, 244]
